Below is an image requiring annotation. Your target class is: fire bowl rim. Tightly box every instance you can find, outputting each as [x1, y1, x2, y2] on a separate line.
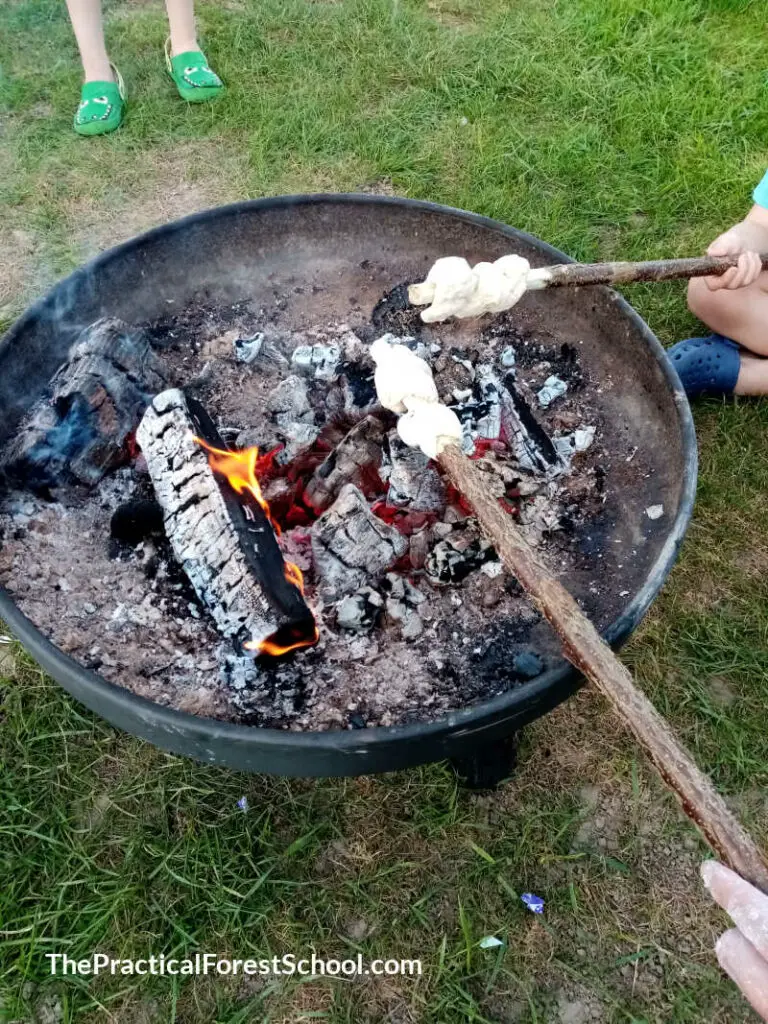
[0, 193, 697, 776]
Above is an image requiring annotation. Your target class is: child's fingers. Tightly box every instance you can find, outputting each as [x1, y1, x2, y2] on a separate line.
[728, 252, 763, 289]
[705, 265, 741, 291]
[701, 861, 768, 961]
[705, 253, 761, 291]
[715, 929, 768, 1022]
[745, 250, 764, 285]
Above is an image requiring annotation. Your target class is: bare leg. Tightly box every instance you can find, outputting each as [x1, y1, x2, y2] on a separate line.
[65, 0, 113, 82]
[734, 354, 768, 396]
[688, 274, 768, 396]
[165, 0, 199, 56]
[688, 273, 768, 356]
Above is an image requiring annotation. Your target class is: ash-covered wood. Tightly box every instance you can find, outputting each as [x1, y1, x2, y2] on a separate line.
[311, 484, 409, 600]
[1, 318, 166, 489]
[136, 388, 315, 653]
[384, 433, 446, 514]
[304, 416, 385, 512]
[265, 374, 319, 463]
[475, 365, 559, 474]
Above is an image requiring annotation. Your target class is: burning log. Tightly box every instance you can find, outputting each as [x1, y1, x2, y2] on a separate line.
[304, 416, 385, 513]
[0, 318, 166, 489]
[311, 484, 409, 600]
[136, 389, 316, 655]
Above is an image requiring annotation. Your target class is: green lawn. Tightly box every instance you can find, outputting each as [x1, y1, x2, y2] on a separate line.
[2, 0, 768, 1020]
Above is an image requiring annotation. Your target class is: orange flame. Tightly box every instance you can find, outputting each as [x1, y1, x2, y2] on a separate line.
[195, 438, 318, 657]
[195, 439, 280, 533]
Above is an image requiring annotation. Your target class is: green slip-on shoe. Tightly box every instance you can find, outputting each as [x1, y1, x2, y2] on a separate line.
[165, 39, 224, 102]
[74, 65, 125, 136]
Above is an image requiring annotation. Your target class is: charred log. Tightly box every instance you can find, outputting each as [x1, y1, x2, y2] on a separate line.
[136, 389, 316, 654]
[304, 416, 385, 512]
[383, 433, 446, 514]
[311, 484, 408, 600]
[0, 318, 166, 490]
[475, 365, 559, 474]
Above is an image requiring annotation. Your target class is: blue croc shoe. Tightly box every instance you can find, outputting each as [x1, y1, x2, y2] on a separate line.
[666, 334, 741, 398]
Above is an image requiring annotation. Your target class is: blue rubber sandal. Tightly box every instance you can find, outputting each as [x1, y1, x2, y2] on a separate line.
[666, 334, 741, 398]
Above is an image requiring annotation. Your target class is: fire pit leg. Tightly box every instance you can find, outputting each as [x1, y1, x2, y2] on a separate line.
[449, 732, 521, 790]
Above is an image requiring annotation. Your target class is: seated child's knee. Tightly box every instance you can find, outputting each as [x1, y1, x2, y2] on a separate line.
[687, 277, 721, 321]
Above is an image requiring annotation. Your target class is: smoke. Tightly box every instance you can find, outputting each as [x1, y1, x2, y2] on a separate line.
[17, 395, 100, 490]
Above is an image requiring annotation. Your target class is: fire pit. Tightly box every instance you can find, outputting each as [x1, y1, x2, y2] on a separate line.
[0, 195, 696, 780]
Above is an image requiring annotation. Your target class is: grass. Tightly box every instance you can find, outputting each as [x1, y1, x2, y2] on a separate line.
[1, 0, 768, 1019]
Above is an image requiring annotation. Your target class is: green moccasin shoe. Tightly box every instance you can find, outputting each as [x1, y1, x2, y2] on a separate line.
[165, 39, 224, 102]
[74, 65, 125, 136]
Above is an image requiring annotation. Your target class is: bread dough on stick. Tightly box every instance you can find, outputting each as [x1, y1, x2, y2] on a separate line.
[370, 337, 462, 459]
[408, 254, 534, 322]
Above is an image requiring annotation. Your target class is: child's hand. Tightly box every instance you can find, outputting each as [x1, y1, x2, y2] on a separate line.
[704, 211, 768, 292]
[701, 860, 768, 1021]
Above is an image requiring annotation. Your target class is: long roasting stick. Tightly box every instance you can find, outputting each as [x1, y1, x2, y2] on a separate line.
[409, 252, 768, 323]
[437, 443, 768, 893]
[526, 251, 768, 289]
[371, 337, 768, 889]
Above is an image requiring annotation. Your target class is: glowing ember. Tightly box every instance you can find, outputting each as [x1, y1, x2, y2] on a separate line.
[195, 438, 318, 657]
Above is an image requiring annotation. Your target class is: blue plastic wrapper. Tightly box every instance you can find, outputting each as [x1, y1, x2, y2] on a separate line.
[237, 796, 249, 812]
[521, 892, 544, 914]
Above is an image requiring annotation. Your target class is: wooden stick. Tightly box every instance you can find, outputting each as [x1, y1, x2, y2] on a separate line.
[527, 252, 768, 290]
[438, 442, 768, 893]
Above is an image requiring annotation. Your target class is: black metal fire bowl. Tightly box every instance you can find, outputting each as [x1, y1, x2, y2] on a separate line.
[0, 195, 697, 778]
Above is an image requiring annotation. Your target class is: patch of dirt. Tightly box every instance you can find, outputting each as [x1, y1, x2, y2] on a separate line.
[571, 785, 625, 855]
[0, 643, 17, 679]
[356, 178, 398, 196]
[426, 0, 477, 31]
[705, 675, 736, 707]
[66, 142, 244, 262]
[556, 985, 607, 1024]
[0, 226, 56, 321]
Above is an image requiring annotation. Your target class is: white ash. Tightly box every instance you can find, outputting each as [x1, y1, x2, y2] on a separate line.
[310, 484, 408, 600]
[0, 485, 227, 718]
[386, 599, 424, 639]
[518, 493, 562, 547]
[500, 345, 517, 368]
[537, 374, 568, 408]
[376, 331, 431, 362]
[408, 528, 431, 569]
[337, 330, 368, 363]
[291, 343, 341, 380]
[382, 434, 446, 514]
[265, 374, 320, 462]
[335, 587, 383, 632]
[233, 332, 264, 364]
[474, 370, 502, 441]
[554, 425, 596, 462]
[426, 535, 495, 584]
[645, 504, 664, 520]
[383, 573, 426, 641]
[481, 560, 504, 579]
[473, 364, 561, 475]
